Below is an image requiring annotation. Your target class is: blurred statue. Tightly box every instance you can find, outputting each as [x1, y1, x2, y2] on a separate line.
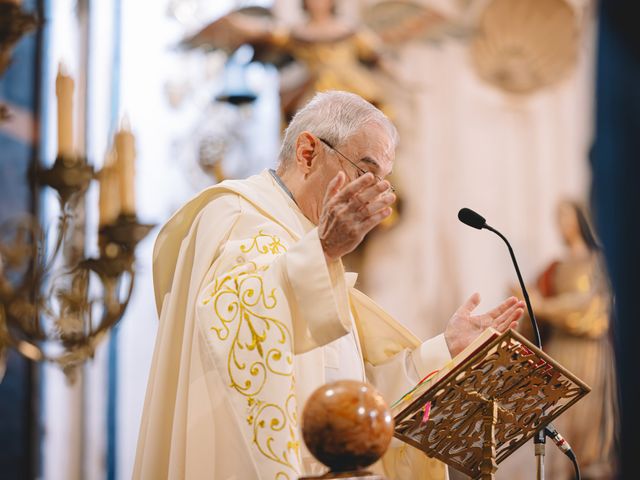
[527, 200, 617, 479]
[182, 0, 457, 120]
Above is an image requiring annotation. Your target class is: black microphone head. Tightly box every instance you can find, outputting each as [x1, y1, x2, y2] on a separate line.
[458, 208, 486, 230]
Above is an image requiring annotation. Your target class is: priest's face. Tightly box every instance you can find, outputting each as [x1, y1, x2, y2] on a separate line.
[294, 122, 395, 224]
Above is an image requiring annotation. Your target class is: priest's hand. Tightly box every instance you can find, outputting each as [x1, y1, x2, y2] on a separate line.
[444, 294, 525, 357]
[319, 171, 395, 261]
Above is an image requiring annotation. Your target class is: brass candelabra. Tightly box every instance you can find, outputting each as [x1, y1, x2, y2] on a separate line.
[0, 154, 153, 381]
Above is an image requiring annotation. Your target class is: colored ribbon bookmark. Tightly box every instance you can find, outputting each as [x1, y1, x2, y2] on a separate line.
[421, 401, 432, 425]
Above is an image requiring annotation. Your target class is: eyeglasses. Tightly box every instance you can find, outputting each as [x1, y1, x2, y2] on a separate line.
[318, 137, 395, 193]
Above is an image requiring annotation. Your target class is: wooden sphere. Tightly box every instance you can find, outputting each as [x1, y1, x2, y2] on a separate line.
[301, 380, 394, 472]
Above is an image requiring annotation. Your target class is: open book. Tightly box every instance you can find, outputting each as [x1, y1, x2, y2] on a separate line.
[392, 328, 590, 478]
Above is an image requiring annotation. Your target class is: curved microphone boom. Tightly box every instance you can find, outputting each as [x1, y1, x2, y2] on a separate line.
[457, 207, 542, 348]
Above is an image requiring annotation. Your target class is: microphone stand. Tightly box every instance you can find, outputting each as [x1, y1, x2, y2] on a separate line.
[459, 208, 581, 479]
[482, 224, 547, 479]
[534, 430, 546, 480]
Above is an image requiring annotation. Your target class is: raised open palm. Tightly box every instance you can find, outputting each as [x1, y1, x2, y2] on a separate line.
[444, 293, 525, 357]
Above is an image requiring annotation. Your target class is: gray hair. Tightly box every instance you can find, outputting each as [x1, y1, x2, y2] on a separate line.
[277, 90, 399, 168]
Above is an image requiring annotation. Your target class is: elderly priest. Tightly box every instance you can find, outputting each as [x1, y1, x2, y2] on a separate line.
[133, 91, 524, 480]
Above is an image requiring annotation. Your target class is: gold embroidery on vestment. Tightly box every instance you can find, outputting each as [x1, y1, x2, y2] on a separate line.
[203, 231, 300, 477]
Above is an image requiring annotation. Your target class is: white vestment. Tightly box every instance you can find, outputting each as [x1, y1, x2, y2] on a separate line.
[134, 170, 450, 480]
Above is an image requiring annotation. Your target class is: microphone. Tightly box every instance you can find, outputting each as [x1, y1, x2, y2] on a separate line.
[458, 207, 486, 230]
[457, 207, 581, 478]
[457, 207, 541, 348]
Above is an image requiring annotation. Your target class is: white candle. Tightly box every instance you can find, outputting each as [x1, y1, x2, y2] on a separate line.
[114, 117, 136, 215]
[98, 151, 120, 226]
[55, 62, 74, 158]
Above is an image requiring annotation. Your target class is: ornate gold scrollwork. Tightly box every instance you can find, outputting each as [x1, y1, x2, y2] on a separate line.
[202, 231, 300, 477]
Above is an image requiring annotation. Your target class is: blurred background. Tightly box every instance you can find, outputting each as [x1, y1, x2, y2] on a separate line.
[0, 0, 638, 479]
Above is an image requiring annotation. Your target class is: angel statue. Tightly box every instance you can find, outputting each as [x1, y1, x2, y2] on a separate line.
[182, 0, 456, 121]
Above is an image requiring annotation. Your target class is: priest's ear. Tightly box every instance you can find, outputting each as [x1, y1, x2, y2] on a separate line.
[294, 131, 321, 175]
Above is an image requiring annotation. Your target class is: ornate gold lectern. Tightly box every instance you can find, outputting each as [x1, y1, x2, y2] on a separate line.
[392, 329, 590, 479]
